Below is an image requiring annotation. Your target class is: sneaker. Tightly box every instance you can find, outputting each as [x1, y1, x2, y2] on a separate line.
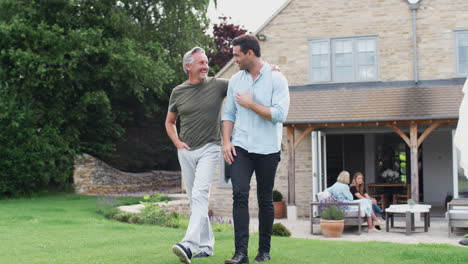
[172, 243, 192, 263]
[254, 252, 271, 262]
[193, 251, 211, 258]
[368, 228, 381, 233]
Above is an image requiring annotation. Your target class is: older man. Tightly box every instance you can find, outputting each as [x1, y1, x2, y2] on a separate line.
[166, 47, 228, 263]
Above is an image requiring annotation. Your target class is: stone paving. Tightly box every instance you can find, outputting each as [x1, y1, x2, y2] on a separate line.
[250, 217, 467, 247]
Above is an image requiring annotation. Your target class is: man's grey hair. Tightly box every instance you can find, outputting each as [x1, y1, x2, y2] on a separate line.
[182, 47, 206, 74]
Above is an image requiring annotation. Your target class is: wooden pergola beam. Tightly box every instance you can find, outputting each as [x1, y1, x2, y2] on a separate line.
[285, 118, 457, 129]
[417, 122, 444, 148]
[294, 126, 315, 150]
[387, 124, 411, 147]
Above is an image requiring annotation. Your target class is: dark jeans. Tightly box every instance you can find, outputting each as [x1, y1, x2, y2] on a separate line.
[229, 147, 281, 255]
[372, 204, 383, 214]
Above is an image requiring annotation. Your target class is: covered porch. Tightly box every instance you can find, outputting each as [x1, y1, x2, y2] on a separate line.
[283, 79, 464, 219]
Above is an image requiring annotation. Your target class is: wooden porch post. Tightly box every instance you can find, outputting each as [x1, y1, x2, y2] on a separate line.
[387, 121, 444, 203]
[287, 126, 295, 205]
[410, 123, 419, 203]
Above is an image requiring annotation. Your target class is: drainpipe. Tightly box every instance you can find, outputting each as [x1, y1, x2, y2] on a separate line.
[407, 0, 421, 83]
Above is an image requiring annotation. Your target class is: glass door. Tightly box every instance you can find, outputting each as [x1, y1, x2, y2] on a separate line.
[312, 131, 327, 201]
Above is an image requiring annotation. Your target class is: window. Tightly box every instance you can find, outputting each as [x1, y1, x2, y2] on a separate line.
[309, 36, 378, 83]
[456, 30, 468, 75]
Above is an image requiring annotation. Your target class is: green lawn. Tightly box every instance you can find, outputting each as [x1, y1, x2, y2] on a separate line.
[0, 193, 467, 264]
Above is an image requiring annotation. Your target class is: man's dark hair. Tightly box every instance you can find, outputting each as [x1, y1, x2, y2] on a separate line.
[232, 34, 261, 57]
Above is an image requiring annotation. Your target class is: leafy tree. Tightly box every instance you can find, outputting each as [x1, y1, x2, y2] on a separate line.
[208, 16, 247, 75]
[0, 0, 213, 196]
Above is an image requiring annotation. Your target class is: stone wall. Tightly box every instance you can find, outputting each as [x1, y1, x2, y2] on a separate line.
[73, 153, 181, 195]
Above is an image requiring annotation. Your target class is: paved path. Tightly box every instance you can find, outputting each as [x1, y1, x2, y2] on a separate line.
[247, 217, 466, 247]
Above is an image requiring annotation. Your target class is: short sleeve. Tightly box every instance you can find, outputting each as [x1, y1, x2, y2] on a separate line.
[168, 90, 177, 113]
[216, 78, 229, 97]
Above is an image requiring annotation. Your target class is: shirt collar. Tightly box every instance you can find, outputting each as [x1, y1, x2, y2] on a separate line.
[244, 62, 269, 80]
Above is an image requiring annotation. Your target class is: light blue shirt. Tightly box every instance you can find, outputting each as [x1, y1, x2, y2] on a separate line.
[222, 63, 289, 154]
[326, 182, 353, 202]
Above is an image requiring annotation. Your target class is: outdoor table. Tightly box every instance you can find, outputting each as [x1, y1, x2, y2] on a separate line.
[385, 204, 431, 235]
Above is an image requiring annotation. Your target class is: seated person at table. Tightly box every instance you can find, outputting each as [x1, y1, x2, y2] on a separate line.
[350, 172, 385, 219]
[326, 171, 382, 232]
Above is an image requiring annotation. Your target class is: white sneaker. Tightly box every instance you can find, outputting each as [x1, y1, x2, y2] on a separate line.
[368, 228, 381, 233]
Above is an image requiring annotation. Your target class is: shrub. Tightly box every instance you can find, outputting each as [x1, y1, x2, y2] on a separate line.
[273, 190, 283, 202]
[0, 87, 74, 197]
[209, 216, 233, 232]
[96, 193, 182, 228]
[95, 196, 121, 218]
[321, 205, 345, 220]
[272, 223, 291, 237]
[143, 192, 170, 203]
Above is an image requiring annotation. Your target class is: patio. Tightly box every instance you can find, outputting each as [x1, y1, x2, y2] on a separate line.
[249, 217, 466, 247]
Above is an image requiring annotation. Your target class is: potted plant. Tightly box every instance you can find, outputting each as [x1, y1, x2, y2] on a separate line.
[319, 204, 345, 237]
[273, 189, 286, 219]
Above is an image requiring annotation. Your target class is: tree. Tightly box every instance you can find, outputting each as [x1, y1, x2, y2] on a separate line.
[208, 16, 247, 75]
[0, 0, 213, 196]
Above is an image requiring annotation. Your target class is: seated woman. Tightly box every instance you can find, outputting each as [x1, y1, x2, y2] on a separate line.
[326, 171, 382, 232]
[350, 172, 385, 219]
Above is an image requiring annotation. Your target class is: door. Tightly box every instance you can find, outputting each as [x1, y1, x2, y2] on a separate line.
[312, 131, 327, 201]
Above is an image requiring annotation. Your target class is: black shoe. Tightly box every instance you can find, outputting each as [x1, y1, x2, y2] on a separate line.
[193, 251, 211, 258]
[375, 225, 381, 231]
[254, 252, 271, 262]
[172, 243, 192, 263]
[225, 252, 249, 264]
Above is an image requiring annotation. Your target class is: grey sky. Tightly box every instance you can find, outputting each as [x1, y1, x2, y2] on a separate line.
[207, 0, 288, 33]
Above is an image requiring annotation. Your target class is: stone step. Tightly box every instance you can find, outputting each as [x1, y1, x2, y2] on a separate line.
[118, 194, 190, 216]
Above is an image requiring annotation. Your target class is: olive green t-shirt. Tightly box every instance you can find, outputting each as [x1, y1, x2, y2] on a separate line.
[168, 77, 229, 150]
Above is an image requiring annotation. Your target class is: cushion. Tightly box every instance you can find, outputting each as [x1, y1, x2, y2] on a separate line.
[344, 205, 366, 217]
[448, 210, 468, 220]
[316, 191, 331, 202]
[452, 206, 468, 210]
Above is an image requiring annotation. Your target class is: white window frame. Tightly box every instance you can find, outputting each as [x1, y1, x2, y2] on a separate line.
[308, 35, 379, 83]
[308, 39, 331, 83]
[455, 30, 468, 76]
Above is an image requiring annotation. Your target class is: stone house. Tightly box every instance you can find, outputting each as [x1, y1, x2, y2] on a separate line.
[209, 0, 468, 219]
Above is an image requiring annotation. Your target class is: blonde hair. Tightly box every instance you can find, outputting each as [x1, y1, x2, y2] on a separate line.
[350, 172, 364, 194]
[336, 171, 350, 184]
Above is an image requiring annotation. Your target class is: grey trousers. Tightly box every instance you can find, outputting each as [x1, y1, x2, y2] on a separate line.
[177, 143, 220, 255]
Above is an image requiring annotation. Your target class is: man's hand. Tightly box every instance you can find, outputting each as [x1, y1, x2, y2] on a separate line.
[271, 64, 281, 72]
[236, 89, 254, 109]
[175, 141, 190, 150]
[223, 142, 237, 165]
